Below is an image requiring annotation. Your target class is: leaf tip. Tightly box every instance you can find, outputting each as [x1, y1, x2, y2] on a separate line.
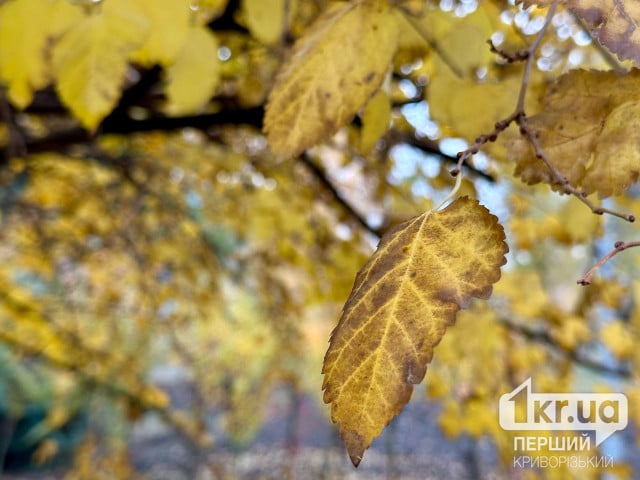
[343, 429, 366, 468]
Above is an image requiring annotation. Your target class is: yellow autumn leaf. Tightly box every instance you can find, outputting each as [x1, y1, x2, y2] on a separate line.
[52, 0, 149, 130]
[418, 3, 501, 75]
[322, 196, 508, 466]
[396, 0, 425, 17]
[428, 58, 524, 143]
[242, 0, 289, 45]
[264, 0, 399, 158]
[130, 0, 191, 66]
[510, 69, 640, 198]
[553, 196, 603, 244]
[495, 270, 549, 319]
[165, 26, 221, 115]
[601, 321, 634, 360]
[569, 0, 640, 66]
[360, 89, 391, 153]
[551, 316, 590, 350]
[0, 0, 81, 109]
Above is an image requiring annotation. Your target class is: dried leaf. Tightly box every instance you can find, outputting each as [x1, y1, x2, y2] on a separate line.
[264, 0, 399, 158]
[569, 0, 640, 66]
[510, 69, 640, 198]
[322, 197, 508, 466]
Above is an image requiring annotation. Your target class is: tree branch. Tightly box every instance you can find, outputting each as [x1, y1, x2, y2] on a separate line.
[578, 240, 640, 285]
[299, 154, 383, 237]
[452, 1, 635, 223]
[389, 131, 496, 182]
[0, 107, 265, 165]
[500, 318, 631, 378]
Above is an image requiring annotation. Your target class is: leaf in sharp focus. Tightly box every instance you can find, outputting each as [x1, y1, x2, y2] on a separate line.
[569, 0, 640, 66]
[165, 26, 221, 115]
[52, 0, 149, 131]
[322, 196, 508, 467]
[0, 0, 81, 109]
[509, 69, 640, 198]
[264, 0, 399, 158]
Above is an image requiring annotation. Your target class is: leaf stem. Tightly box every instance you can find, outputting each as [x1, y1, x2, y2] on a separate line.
[515, 0, 557, 113]
[578, 240, 640, 285]
[434, 169, 462, 211]
[516, 117, 635, 223]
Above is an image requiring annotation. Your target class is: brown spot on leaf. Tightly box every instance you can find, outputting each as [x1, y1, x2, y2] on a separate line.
[323, 198, 507, 466]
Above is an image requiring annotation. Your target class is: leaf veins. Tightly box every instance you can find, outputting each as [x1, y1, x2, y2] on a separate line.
[569, 0, 640, 66]
[322, 197, 508, 467]
[509, 69, 640, 198]
[263, 0, 399, 158]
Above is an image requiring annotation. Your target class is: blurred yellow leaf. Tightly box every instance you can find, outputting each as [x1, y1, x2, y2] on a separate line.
[429, 58, 523, 143]
[495, 270, 549, 319]
[33, 438, 59, 465]
[553, 196, 603, 244]
[0, 0, 81, 108]
[360, 89, 391, 153]
[52, 0, 149, 130]
[131, 0, 191, 66]
[264, 0, 399, 157]
[422, 3, 500, 74]
[242, 0, 289, 45]
[551, 316, 590, 350]
[322, 197, 507, 466]
[165, 26, 221, 115]
[601, 321, 634, 360]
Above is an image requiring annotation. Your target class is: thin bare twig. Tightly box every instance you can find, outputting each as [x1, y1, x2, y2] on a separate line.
[578, 240, 640, 285]
[454, 1, 634, 223]
[515, 1, 558, 113]
[299, 154, 383, 237]
[487, 39, 529, 63]
[452, 2, 557, 174]
[500, 318, 631, 378]
[451, 111, 520, 176]
[516, 117, 635, 222]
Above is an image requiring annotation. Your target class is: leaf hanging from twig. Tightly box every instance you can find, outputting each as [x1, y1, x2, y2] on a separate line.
[322, 196, 508, 467]
[509, 69, 640, 198]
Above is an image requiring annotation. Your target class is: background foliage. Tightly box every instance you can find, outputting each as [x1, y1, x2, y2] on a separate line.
[1, 0, 640, 478]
